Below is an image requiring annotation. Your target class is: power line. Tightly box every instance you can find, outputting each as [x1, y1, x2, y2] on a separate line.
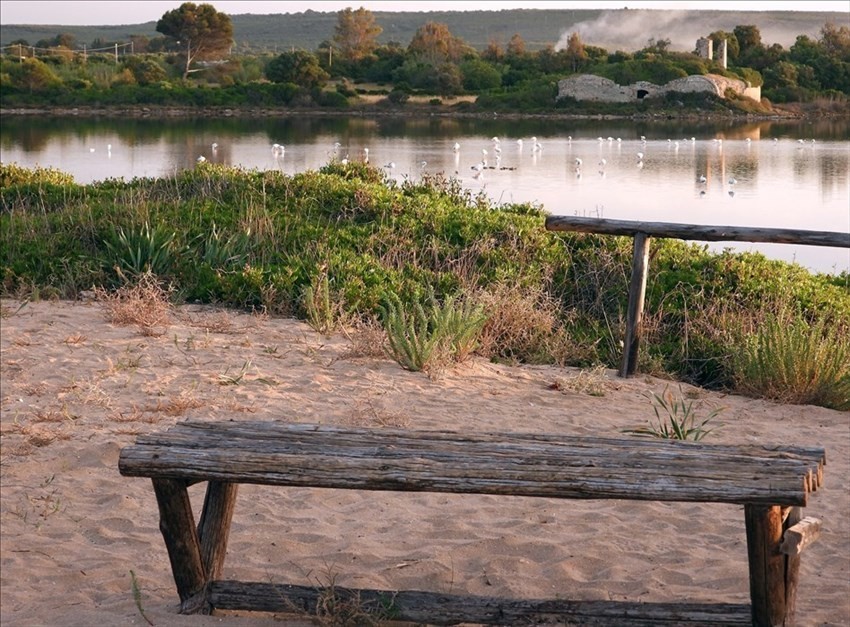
[1, 41, 134, 60]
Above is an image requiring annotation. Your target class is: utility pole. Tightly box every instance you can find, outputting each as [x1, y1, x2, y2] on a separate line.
[114, 43, 118, 62]
[329, 44, 332, 68]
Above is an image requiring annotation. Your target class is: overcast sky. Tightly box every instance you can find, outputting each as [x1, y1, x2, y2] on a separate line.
[1, 1, 847, 26]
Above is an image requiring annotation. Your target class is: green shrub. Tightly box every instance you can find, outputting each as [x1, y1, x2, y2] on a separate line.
[104, 221, 178, 278]
[624, 386, 724, 441]
[386, 89, 409, 104]
[380, 290, 444, 372]
[380, 289, 487, 374]
[732, 312, 850, 410]
[314, 89, 349, 108]
[301, 272, 339, 336]
[431, 293, 489, 363]
[1, 162, 75, 187]
[1, 163, 848, 411]
[198, 222, 251, 269]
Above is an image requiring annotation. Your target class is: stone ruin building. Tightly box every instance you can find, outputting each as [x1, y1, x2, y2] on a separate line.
[556, 38, 760, 104]
[696, 37, 728, 69]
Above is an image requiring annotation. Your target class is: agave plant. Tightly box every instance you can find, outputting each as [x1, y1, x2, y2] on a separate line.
[380, 291, 444, 372]
[623, 386, 723, 441]
[301, 272, 338, 336]
[104, 220, 177, 278]
[380, 288, 488, 373]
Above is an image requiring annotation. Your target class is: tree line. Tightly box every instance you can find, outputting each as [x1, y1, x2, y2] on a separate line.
[1, 2, 847, 113]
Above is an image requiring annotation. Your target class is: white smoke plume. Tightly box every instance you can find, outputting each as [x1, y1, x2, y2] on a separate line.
[554, 9, 830, 54]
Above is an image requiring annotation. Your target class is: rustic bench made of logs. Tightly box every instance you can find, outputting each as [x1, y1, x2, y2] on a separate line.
[118, 420, 826, 626]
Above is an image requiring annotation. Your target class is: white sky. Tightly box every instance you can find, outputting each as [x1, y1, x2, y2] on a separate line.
[1, 1, 847, 26]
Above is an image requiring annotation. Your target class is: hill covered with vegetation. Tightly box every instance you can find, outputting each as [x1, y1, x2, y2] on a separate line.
[1, 8, 844, 54]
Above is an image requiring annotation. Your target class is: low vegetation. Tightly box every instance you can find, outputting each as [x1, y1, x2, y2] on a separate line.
[380, 287, 488, 376]
[732, 311, 850, 411]
[1, 6, 847, 115]
[624, 386, 725, 441]
[1, 161, 848, 410]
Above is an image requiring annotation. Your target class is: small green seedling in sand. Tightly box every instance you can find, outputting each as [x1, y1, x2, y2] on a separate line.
[623, 385, 724, 441]
[129, 569, 154, 626]
[217, 360, 252, 385]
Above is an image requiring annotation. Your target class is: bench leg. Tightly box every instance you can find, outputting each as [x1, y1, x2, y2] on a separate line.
[151, 478, 210, 614]
[746, 504, 803, 627]
[197, 481, 239, 582]
[782, 507, 802, 625]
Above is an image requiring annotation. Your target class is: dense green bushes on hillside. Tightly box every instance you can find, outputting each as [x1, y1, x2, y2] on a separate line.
[2, 162, 848, 408]
[2, 16, 847, 114]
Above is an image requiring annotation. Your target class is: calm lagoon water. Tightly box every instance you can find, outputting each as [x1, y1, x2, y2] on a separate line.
[2, 114, 848, 275]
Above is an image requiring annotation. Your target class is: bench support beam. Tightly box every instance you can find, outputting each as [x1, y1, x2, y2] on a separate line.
[746, 504, 807, 627]
[152, 478, 210, 613]
[209, 580, 753, 625]
[197, 481, 238, 582]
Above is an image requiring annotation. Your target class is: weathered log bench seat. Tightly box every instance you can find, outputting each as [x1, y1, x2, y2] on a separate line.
[118, 420, 826, 626]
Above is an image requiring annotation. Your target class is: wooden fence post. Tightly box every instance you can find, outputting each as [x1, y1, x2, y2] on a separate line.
[619, 232, 650, 377]
[544, 215, 849, 379]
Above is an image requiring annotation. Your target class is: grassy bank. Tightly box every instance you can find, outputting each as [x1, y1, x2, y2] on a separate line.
[2, 161, 848, 409]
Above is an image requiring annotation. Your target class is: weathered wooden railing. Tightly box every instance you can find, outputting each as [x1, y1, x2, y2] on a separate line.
[544, 216, 850, 377]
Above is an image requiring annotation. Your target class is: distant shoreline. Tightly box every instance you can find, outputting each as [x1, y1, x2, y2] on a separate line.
[0, 104, 815, 122]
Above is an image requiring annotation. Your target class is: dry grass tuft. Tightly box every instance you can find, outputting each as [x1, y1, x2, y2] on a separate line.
[70, 379, 113, 408]
[549, 365, 611, 397]
[311, 568, 392, 627]
[18, 424, 72, 447]
[183, 309, 238, 334]
[154, 392, 205, 417]
[31, 407, 71, 423]
[95, 271, 174, 336]
[475, 283, 569, 365]
[345, 397, 410, 428]
[219, 398, 258, 413]
[109, 406, 159, 424]
[341, 317, 388, 360]
[22, 383, 48, 396]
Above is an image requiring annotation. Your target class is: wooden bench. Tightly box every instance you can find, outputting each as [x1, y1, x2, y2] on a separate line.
[118, 420, 826, 626]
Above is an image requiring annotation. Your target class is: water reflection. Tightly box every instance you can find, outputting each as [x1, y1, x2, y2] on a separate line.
[1, 114, 848, 274]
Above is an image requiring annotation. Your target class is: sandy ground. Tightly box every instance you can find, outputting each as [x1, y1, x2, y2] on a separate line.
[1, 298, 847, 626]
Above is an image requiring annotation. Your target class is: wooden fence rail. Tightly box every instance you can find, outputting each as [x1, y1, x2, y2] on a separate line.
[544, 216, 850, 378]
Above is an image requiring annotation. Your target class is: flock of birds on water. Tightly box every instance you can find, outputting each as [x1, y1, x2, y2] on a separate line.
[183, 134, 820, 199]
